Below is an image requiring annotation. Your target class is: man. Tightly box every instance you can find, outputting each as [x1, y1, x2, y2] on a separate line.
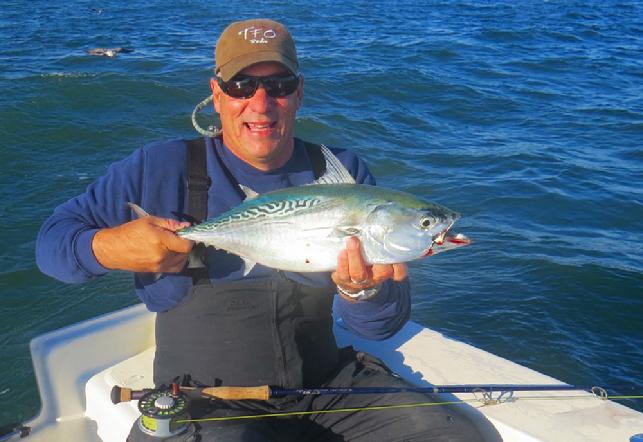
[37, 18, 494, 441]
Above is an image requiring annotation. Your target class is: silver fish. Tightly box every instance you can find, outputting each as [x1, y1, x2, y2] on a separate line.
[176, 183, 469, 274]
[129, 145, 470, 274]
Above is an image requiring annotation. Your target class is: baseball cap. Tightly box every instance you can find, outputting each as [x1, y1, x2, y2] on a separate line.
[215, 19, 299, 81]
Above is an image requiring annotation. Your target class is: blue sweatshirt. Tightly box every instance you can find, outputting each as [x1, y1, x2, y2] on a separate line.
[36, 137, 410, 340]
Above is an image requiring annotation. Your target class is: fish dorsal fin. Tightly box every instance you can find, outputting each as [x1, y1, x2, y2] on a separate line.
[239, 184, 260, 200]
[127, 202, 150, 218]
[240, 256, 257, 276]
[311, 145, 356, 185]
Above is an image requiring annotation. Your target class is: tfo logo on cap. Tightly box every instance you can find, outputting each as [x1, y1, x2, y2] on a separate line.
[238, 26, 276, 44]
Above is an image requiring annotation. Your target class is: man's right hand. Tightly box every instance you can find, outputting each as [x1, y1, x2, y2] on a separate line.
[92, 217, 194, 273]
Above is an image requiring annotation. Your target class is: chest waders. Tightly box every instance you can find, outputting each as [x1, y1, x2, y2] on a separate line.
[153, 138, 340, 389]
[129, 139, 496, 442]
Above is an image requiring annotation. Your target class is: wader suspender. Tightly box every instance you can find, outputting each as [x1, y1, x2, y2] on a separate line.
[185, 137, 326, 284]
[186, 138, 210, 284]
[186, 138, 210, 223]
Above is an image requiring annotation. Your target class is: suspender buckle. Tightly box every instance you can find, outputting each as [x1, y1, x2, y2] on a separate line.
[187, 174, 211, 192]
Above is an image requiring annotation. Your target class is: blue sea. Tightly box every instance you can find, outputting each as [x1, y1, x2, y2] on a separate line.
[1, 0, 642, 427]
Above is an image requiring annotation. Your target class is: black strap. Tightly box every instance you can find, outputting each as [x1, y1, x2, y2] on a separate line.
[302, 140, 327, 180]
[186, 138, 210, 223]
[186, 138, 210, 284]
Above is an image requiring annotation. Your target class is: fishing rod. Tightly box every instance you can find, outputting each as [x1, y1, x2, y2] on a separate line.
[112, 383, 641, 438]
[112, 382, 639, 404]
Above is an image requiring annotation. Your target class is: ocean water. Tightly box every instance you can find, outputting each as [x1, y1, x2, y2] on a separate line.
[1, 0, 642, 427]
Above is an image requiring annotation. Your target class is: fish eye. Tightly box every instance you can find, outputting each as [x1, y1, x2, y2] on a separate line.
[420, 217, 433, 230]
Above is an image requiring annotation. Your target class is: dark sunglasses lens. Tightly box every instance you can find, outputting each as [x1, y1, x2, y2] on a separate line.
[264, 76, 299, 97]
[220, 77, 258, 98]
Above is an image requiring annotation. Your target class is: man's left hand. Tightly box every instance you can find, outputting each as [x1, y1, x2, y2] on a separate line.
[331, 237, 407, 300]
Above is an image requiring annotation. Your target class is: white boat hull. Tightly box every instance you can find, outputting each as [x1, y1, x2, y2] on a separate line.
[3, 303, 642, 441]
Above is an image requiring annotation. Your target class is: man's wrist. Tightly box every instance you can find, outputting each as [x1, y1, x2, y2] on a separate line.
[77, 228, 110, 275]
[91, 228, 111, 269]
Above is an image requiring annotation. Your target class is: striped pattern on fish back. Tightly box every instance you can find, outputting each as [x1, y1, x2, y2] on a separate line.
[187, 196, 324, 233]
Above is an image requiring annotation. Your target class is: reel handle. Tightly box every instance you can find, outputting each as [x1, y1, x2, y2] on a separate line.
[111, 386, 153, 404]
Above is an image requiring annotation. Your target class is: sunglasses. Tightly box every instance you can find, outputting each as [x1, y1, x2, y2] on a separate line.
[217, 74, 300, 99]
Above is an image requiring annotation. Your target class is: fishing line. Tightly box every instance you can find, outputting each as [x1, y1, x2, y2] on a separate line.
[176, 393, 643, 424]
[176, 399, 472, 423]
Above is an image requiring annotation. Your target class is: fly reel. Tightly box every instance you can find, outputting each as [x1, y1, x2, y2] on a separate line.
[136, 385, 190, 438]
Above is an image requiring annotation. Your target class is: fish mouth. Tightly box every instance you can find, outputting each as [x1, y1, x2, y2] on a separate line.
[423, 232, 471, 257]
[432, 218, 457, 246]
[433, 229, 448, 246]
[422, 218, 470, 257]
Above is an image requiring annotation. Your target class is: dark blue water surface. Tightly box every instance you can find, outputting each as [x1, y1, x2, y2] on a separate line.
[1, 0, 642, 425]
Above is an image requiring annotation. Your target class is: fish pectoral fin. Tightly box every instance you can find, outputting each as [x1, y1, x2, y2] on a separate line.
[333, 226, 362, 237]
[239, 184, 260, 200]
[240, 256, 257, 276]
[127, 202, 150, 218]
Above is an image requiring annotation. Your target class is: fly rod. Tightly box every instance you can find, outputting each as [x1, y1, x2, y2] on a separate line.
[112, 383, 639, 404]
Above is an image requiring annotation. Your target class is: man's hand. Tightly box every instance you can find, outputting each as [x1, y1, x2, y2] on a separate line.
[331, 237, 407, 300]
[92, 217, 194, 273]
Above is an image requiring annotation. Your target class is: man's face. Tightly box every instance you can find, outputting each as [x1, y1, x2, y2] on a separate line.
[211, 61, 303, 171]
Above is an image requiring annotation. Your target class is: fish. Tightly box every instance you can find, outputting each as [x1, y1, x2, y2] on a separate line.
[129, 145, 470, 274]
